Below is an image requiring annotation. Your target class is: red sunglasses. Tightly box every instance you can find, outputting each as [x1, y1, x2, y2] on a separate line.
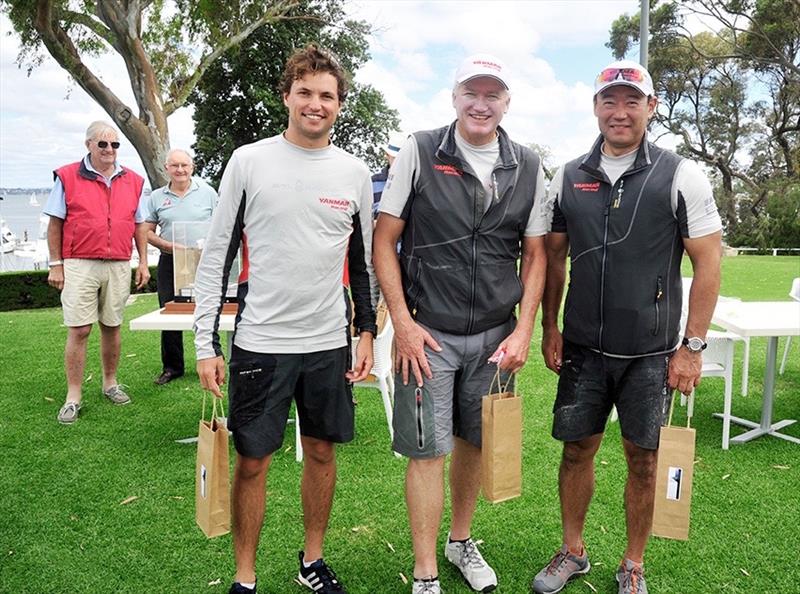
[596, 68, 646, 84]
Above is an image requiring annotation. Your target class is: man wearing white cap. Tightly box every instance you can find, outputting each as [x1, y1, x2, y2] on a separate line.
[374, 54, 547, 594]
[371, 131, 406, 218]
[532, 60, 722, 594]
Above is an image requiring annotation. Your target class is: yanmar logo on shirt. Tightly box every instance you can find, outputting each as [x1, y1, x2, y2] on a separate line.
[319, 196, 350, 211]
[433, 164, 463, 177]
[574, 182, 601, 192]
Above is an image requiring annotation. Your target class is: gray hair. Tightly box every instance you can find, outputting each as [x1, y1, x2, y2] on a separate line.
[165, 148, 194, 165]
[85, 120, 118, 141]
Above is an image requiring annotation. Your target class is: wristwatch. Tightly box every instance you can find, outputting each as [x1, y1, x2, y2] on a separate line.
[682, 336, 707, 353]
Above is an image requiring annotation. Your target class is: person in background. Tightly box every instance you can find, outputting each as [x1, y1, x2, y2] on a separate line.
[143, 149, 218, 385]
[373, 54, 547, 594]
[47, 120, 150, 424]
[532, 60, 722, 594]
[371, 131, 406, 219]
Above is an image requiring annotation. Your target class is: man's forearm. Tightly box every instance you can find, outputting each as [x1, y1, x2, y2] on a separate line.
[134, 224, 149, 262]
[516, 237, 547, 334]
[373, 239, 411, 324]
[685, 238, 722, 338]
[47, 218, 64, 260]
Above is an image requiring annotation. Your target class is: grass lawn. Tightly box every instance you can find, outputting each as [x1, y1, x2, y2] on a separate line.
[1, 255, 798, 593]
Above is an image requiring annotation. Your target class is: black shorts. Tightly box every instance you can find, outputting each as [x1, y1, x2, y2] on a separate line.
[227, 343, 354, 458]
[552, 340, 673, 450]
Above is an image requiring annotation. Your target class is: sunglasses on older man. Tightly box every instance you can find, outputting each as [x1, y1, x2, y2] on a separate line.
[96, 140, 121, 149]
[596, 67, 646, 84]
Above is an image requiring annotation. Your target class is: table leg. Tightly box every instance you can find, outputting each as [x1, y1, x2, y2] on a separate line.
[725, 337, 799, 445]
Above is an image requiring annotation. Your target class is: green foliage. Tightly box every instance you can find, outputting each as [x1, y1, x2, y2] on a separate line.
[190, 0, 399, 184]
[608, 0, 800, 247]
[0, 266, 157, 312]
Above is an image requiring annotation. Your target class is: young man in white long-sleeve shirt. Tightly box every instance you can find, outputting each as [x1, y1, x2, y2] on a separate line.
[193, 45, 378, 594]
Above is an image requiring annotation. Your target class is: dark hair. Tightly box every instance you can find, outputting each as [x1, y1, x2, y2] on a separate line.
[280, 44, 349, 102]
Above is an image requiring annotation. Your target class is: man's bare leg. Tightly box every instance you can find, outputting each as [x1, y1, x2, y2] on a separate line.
[300, 436, 337, 562]
[232, 453, 272, 584]
[64, 325, 92, 403]
[98, 322, 121, 390]
[621, 437, 658, 563]
[449, 437, 481, 540]
[407, 456, 445, 578]
[560, 434, 604, 552]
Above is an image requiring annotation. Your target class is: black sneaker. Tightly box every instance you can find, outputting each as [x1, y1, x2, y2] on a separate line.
[228, 581, 256, 594]
[297, 550, 347, 593]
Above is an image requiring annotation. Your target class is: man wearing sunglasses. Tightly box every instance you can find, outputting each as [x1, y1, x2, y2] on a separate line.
[45, 120, 151, 425]
[374, 54, 547, 594]
[533, 60, 722, 594]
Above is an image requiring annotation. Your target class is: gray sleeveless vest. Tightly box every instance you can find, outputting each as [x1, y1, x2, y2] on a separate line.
[399, 122, 540, 335]
[559, 136, 685, 356]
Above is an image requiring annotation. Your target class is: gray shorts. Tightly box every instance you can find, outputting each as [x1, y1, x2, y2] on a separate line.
[392, 319, 514, 458]
[552, 340, 673, 450]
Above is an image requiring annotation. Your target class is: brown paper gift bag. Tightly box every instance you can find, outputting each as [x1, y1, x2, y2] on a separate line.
[481, 369, 522, 503]
[196, 394, 231, 538]
[652, 391, 696, 540]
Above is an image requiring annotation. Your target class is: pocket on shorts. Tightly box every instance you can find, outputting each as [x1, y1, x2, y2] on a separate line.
[228, 355, 273, 431]
[414, 386, 425, 450]
[553, 342, 586, 413]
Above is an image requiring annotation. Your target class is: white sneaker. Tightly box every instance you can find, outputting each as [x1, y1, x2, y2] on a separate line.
[412, 576, 441, 594]
[444, 537, 497, 592]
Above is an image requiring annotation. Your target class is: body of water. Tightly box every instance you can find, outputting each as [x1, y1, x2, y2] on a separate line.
[0, 192, 50, 272]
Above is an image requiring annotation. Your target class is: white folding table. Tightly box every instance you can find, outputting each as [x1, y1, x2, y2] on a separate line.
[129, 308, 236, 333]
[711, 301, 800, 445]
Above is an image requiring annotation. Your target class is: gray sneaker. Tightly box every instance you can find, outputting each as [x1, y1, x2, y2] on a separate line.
[616, 560, 648, 594]
[103, 384, 131, 405]
[57, 401, 81, 424]
[445, 537, 497, 592]
[531, 545, 590, 594]
[412, 576, 441, 594]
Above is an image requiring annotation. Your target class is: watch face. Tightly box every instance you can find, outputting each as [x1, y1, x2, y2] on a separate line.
[687, 337, 704, 351]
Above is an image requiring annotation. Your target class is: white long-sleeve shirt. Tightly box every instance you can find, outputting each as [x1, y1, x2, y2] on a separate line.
[193, 134, 377, 359]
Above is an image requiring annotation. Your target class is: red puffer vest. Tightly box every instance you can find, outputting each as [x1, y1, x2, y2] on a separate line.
[55, 159, 145, 260]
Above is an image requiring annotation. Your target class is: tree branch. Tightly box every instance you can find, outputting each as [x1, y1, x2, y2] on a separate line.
[33, 0, 138, 132]
[163, 0, 302, 115]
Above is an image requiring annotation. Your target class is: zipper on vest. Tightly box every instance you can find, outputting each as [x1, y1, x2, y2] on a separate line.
[598, 181, 617, 353]
[467, 231, 478, 334]
[106, 184, 112, 257]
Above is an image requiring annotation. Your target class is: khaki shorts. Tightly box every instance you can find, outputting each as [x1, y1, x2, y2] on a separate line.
[61, 259, 131, 327]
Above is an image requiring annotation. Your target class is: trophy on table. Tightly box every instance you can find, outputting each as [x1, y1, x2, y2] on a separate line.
[162, 221, 239, 314]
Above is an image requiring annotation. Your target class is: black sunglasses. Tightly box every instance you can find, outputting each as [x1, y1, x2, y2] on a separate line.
[96, 140, 120, 149]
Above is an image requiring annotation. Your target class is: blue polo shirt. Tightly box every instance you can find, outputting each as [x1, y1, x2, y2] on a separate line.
[145, 177, 218, 250]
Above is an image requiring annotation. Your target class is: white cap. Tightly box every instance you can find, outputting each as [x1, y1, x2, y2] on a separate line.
[384, 131, 407, 158]
[454, 54, 509, 90]
[594, 60, 654, 96]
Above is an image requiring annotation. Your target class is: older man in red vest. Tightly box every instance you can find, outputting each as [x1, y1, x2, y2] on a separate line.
[45, 120, 151, 424]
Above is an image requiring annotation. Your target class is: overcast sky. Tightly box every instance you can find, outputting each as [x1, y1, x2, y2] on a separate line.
[0, 0, 651, 189]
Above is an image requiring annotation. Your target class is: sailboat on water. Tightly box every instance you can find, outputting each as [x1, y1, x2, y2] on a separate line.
[29, 193, 40, 207]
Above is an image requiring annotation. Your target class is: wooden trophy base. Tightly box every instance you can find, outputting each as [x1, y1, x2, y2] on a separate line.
[162, 301, 238, 315]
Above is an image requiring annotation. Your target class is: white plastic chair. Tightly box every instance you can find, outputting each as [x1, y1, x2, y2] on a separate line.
[295, 314, 397, 462]
[779, 278, 800, 375]
[683, 333, 736, 449]
[352, 315, 398, 456]
[682, 277, 750, 395]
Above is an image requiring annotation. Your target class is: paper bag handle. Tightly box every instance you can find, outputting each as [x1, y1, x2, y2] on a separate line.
[666, 390, 692, 429]
[202, 390, 226, 422]
[489, 366, 517, 396]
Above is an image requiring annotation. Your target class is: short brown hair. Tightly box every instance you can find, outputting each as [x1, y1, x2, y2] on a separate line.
[280, 44, 349, 102]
